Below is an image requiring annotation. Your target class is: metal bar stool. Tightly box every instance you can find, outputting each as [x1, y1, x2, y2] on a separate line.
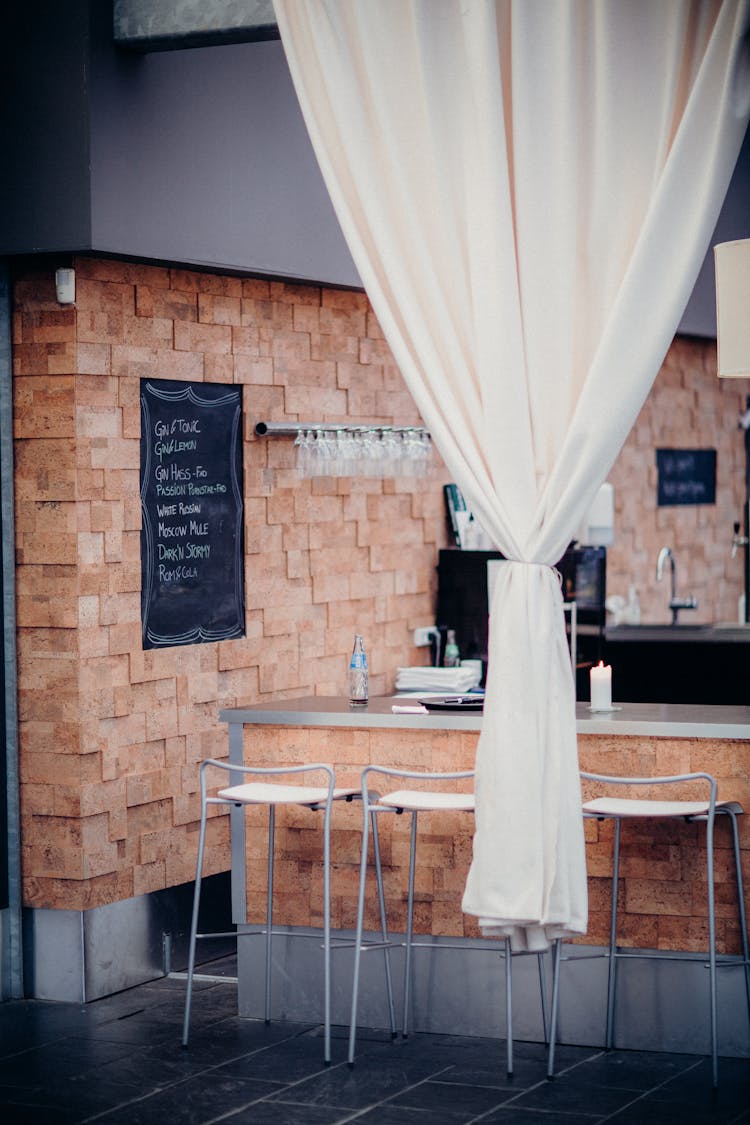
[182, 757, 384, 1064]
[348, 764, 550, 1075]
[547, 770, 750, 1087]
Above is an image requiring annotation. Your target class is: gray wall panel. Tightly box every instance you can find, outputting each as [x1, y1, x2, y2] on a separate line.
[88, 34, 359, 285]
[679, 125, 750, 338]
[0, 0, 92, 255]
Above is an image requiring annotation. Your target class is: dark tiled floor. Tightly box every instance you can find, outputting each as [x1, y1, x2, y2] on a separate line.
[1, 957, 749, 1124]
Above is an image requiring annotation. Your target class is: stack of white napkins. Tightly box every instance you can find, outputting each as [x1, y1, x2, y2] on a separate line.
[395, 666, 481, 693]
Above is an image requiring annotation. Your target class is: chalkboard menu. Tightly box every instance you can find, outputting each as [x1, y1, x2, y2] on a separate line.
[140, 379, 244, 648]
[656, 448, 716, 507]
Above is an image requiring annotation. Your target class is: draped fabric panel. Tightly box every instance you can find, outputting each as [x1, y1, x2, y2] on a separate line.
[274, 0, 750, 948]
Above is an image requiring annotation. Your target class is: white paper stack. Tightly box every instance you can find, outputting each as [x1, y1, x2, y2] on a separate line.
[395, 666, 481, 693]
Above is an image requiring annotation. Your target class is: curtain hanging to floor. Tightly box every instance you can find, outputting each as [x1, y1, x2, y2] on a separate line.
[274, 0, 750, 948]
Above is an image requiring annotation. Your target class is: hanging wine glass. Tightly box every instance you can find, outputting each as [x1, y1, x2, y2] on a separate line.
[319, 429, 340, 476]
[294, 429, 315, 478]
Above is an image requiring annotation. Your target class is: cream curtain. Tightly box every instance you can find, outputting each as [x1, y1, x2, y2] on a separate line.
[274, 0, 750, 948]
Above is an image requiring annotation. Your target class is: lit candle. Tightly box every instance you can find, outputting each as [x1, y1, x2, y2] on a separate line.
[590, 661, 612, 710]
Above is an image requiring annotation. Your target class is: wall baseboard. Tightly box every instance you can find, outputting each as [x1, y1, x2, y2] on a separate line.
[23, 873, 231, 1002]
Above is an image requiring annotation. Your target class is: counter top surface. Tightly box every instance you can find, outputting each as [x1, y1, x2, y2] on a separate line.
[219, 697, 750, 740]
[605, 624, 750, 642]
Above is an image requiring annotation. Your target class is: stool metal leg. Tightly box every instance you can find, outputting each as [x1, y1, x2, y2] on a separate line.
[504, 936, 513, 1078]
[605, 818, 621, 1050]
[537, 951, 549, 1044]
[402, 811, 419, 1038]
[546, 938, 562, 1078]
[726, 809, 750, 1019]
[370, 809, 397, 1037]
[182, 773, 210, 1047]
[265, 805, 275, 1025]
[348, 804, 397, 1066]
[323, 794, 332, 1064]
[706, 808, 718, 1088]
[348, 795, 372, 1066]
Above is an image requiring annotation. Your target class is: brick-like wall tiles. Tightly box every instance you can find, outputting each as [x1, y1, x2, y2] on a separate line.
[607, 336, 748, 625]
[12, 257, 451, 911]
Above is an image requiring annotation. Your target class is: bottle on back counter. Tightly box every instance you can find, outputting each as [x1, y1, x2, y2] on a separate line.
[444, 629, 460, 667]
[349, 633, 369, 704]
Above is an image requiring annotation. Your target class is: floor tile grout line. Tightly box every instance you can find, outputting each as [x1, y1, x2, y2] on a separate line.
[79, 1024, 333, 1124]
[463, 1048, 706, 1125]
[79, 1069, 266, 1123]
[340, 1063, 460, 1124]
[469, 1111, 605, 1125]
[82, 1067, 304, 1125]
[462, 1058, 605, 1125]
[202, 1062, 460, 1125]
[81, 1081, 216, 1125]
[464, 1086, 581, 1123]
[589, 1056, 709, 1124]
[199, 1044, 433, 1124]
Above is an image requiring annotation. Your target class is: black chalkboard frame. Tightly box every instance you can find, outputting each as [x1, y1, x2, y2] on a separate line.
[656, 448, 717, 507]
[140, 379, 245, 649]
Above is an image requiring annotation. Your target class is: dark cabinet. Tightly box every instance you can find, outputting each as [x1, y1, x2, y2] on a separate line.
[436, 549, 502, 663]
[603, 627, 750, 704]
[435, 548, 606, 698]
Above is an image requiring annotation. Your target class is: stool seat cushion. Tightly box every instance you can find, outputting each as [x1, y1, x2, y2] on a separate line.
[583, 796, 744, 819]
[217, 782, 360, 806]
[378, 789, 475, 812]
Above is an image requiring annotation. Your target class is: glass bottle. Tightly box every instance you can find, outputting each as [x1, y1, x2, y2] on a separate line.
[444, 629, 460, 667]
[349, 634, 369, 704]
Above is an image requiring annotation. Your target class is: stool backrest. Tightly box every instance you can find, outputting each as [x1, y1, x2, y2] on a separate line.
[361, 764, 474, 802]
[580, 769, 717, 814]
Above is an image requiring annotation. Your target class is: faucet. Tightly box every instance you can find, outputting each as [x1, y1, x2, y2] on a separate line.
[731, 520, 749, 559]
[732, 514, 750, 624]
[656, 547, 697, 625]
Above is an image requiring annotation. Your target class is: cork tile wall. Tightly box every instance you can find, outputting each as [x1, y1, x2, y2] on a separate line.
[12, 256, 451, 911]
[606, 336, 748, 625]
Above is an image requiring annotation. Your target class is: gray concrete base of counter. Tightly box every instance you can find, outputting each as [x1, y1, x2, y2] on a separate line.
[237, 925, 750, 1059]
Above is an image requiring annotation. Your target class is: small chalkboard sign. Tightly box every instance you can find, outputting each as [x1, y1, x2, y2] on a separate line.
[656, 448, 716, 507]
[140, 379, 244, 648]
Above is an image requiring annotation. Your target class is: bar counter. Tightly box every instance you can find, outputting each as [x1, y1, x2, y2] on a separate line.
[220, 696, 750, 1053]
[220, 695, 750, 952]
